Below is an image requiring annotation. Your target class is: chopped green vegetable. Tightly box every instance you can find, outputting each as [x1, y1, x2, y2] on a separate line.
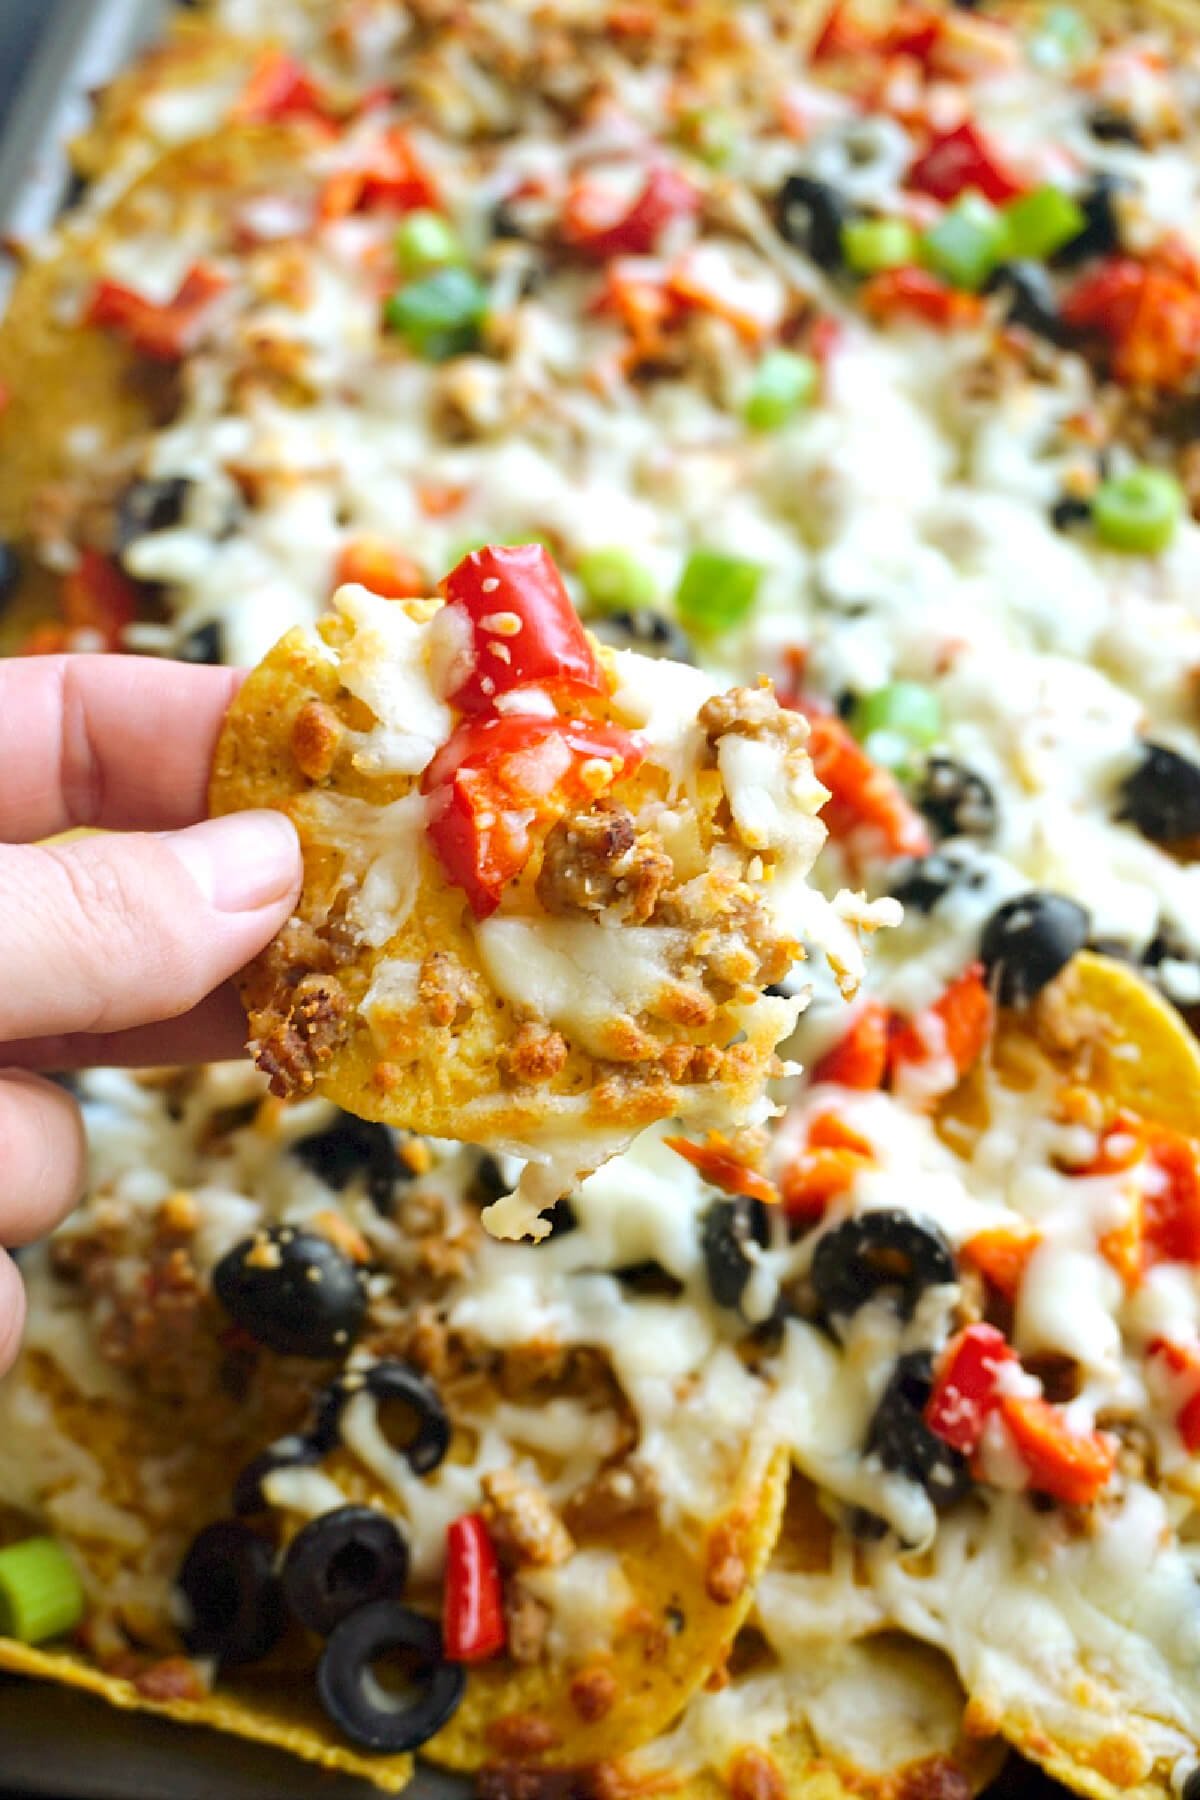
[842, 217, 920, 276]
[675, 548, 764, 635]
[1093, 468, 1184, 555]
[384, 268, 488, 361]
[852, 682, 942, 769]
[577, 547, 657, 612]
[1028, 5, 1096, 70]
[394, 209, 465, 276]
[922, 195, 1009, 292]
[743, 350, 818, 431]
[678, 108, 735, 168]
[1003, 185, 1086, 261]
[0, 1537, 85, 1645]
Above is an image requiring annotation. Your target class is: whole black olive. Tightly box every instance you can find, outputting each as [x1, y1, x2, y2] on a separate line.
[0, 540, 21, 605]
[1051, 495, 1093, 533]
[914, 758, 997, 842]
[115, 476, 192, 550]
[775, 174, 848, 271]
[867, 1352, 971, 1510]
[588, 608, 694, 663]
[1118, 741, 1200, 847]
[212, 1227, 368, 1359]
[282, 1505, 409, 1635]
[178, 621, 224, 665]
[292, 1112, 407, 1216]
[1053, 174, 1127, 267]
[810, 1211, 956, 1336]
[233, 1435, 324, 1515]
[316, 1601, 465, 1751]
[983, 261, 1073, 346]
[979, 891, 1090, 1006]
[702, 1196, 771, 1311]
[312, 1361, 450, 1475]
[176, 1521, 285, 1665]
[1087, 107, 1142, 146]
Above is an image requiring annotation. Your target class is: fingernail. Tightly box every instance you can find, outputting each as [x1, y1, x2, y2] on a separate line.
[160, 812, 301, 913]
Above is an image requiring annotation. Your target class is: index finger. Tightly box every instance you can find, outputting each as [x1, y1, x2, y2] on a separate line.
[0, 654, 243, 841]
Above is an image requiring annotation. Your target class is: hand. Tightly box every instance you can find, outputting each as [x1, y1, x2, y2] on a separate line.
[0, 654, 302, 1374]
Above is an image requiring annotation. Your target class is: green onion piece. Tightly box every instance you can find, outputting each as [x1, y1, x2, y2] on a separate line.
[674, 548, 764, 635]
[1028, 5, 1096, 70]
[1003, 185, 1086, 261]
[1093, 468, 1184, 555]
[842, 217, 920, 276]
[743, 350, 818, 432]
[577, 547, 657, 612]
[394, 209, 465, 276]
[678, 108, 735, 168]
[851, 682, 942, 768]
[0, 1537, 85, 1644]
[384, 268, 488, 361]
[922, 195, 1009, 292]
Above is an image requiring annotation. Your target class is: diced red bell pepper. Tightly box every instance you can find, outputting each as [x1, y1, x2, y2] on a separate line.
[925, 1323, 1016, 1455]
[780, 1111, 873, 1221]
[907, 122, 1025, 206]
[961, 1224, 1040, 1301]
[1061, 256, 1200, 390]
[997, 1395, 1116, 1506]
[861, 266, 985, 330]
[1143, 1129, 1200, 1269]
[334, 539, 427, 599]
[439, 544, 604, 715]
[811, 0, 875, 61]
[1147, 1338, 1200, 1454]
[443, 1514, 506, 1663]
[561, 164, 699, 259]
[424, 715, 644, 918]
[61, 550, 139, 649]
[85, 264, 230, 362]
[231, 50, 331, 125]
[1061, 258, 1147, 339]
[811, 1001, 889, 1090]
[319, 128, 440, 221]
[664, 1132, 779, 1207]
[888, 962, 993, 1090]
[800, 709, 932, 866]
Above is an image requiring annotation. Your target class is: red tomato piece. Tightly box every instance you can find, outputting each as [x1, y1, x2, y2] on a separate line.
[801, 709, 932, 866]
[231, 50, 330, 125]
[319, 128, 440, 220]
[889, 963, 992, 1091]
[1060, 258, 1147, 338]
[961, 1224, 1040, 1301]
[997, 1395, 1116, 1507]
[562, 164, 699, 259]
[334, 539, 426, 599]
[907, 122, 1025, 205]
[61, 550, 139, 650]
[1143, 1130, 1200, 1268]
[443, 1514, 506, 1663]
[861, 266, 985, 330]
[664, 1133, 780, 1207]
[811, 0, 875, 60]
[925, 1323, 1016, 1455]
[85, 264, 230, 362]
[439, 544, 604, 715]
[811, 1001, 889, 1089]
[1147, 1339, 1200, 1453]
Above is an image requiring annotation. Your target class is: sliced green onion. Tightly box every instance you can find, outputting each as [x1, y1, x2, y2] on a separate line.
[1028, 5, 1096, 70]
[851, 682, 942, 769]
[0, 1537, 85, 1644]
[842, 217, 920, 276]
[384, 268, 488, 361]
[678, 108, 735, 168]
[1003, 185, 1086, 261]
[1093, 468, 1184, 555]
[922, 195, 1009, 292]
[674, 548, 764, 635]
[577, 547, 658, 612]
[394, 209, 465, 276]
[743, 350, 818, 431]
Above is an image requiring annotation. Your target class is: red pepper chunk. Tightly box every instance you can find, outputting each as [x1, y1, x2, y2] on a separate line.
[424, 715, 644, 918]
[1143, 1130, 1200, 1268]
[801, 710, 931, 866]
[231, 50, 330, 125]
[562, 164, 699, 259]
[925, 1324, 1015, 1455]
[1148, 1339, 1200, 1454]
[439, 544, 604, 715]
[664, 1133, 780, 1207]
[335, 539, 426, 600]
[998, 1395, 1116, 1507]
[62, 550, 139, 649]
[443, 1514, 505, 1663]
[319, 128, 440, 221]
[85, 264, 230, 362]
[861, 267, 985, 331]
[811, 1001, 889, 1089]
[907, 122, 1025, 205]
[889, 962, 993, 1089]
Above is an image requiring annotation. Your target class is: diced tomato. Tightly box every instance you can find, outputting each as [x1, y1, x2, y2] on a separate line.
[1178, 1391, 1200, 1455]
[443, 1514, 506, 1663]
[1142, 1130, 1200, 1268]
[1097, 1192, 1143, 1289]
[780, 1111, 873, 1222]
[416, 482, 467, 518]
[664, 1133, 779, 1207]
[811, 1001, 889, 1089]
[1061, 256, 1200, 390]
[811, 0, 875, 61]
[861, 266, 985, 330]
[961, 1224, 1040, 1301]
[17, 623, 70, 656]
[319, 128, 440, 221]
[925, 1323, 1016, 1455]
[906, 122, 1025, 205]
[334, 538, 426, 599]
[562, 164, 699, 259]
[439, 544, 604, 715]
[800, 708, 931, 866]
[889, 963, 993, 1093]
[997, 1395, 1116, 1506]
[423, 715, 644, 917]
[882, 5, 941, 62]
[61, 550, 139, 649]
[85, 263, 230, 362]
[1147, 1338, 1200, 1454]
[231, 50, 331, 125]
[666, 250, 777, 343]
[592, 260, 676, 366]
[1061, 258, 1147, 339]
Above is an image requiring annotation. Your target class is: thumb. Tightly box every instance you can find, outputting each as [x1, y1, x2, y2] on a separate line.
[0, 812, 301, 1043]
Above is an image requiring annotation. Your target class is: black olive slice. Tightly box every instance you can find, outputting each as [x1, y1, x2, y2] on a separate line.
[979, 891, 1090, 1007]
[316, 1602, 465, 1752]
[888, 851, 970, 913]
[178, 621, 225, 665]
[233, 1435, 324, 1515]
[984, 261, 1073, 345]
[702, 1197, 771, 1311]
[282, 1506, 409, 1635]
[292, 1112, 407, 1215]
[312, 1361, 451, 1475]
[774, 174, 847, 269]
[176, 1521, 285, 1666]
[0, 541, 21, 606]
[1051, 495, 1092, 533]
[810, 1210, 956, 1335]
[1118, 741, 1200, 847]
[115, 476, 192, 550]
[212, 1227, 368, 1359]
[867, 1352, 971, 1511]
[588, 607, 695, 663]
[1053, 173, 1127, 267]
[913, 757, 998, 842]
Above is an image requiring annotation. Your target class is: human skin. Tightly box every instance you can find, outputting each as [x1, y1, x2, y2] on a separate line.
[0, 655, 302, 1374]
